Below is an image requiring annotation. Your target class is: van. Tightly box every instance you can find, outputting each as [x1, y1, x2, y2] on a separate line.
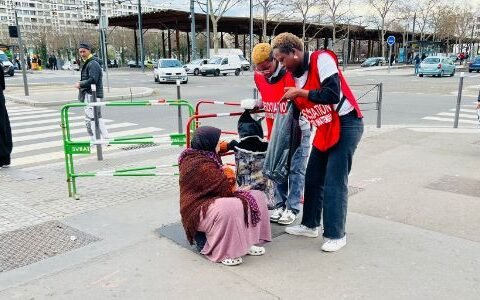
[200, 55, 242, 76]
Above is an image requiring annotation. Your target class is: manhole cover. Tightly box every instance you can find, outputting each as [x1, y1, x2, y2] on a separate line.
[426, 175, 480, 198]
[0, 221, 100, 272]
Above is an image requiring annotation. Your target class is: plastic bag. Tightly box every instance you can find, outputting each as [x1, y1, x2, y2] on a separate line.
[238, 110, 264, 139]
[262, 101, 300, 184]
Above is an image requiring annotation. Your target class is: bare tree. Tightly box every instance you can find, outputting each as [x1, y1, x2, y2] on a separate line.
[454, 3, 474, 54]
[414, 0, 437, 41]
[368, 0, 398, 57]
[256, 0, 284, 41]
[321, 0, 351, 49]
[286, 0, 322, 42]
[196, 0, 242, 54]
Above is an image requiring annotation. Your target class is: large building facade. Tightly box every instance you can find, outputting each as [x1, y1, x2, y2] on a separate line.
[0, 0, 160, 32]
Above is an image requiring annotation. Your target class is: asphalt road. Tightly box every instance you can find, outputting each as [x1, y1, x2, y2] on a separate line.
[5, 66, 479, 169]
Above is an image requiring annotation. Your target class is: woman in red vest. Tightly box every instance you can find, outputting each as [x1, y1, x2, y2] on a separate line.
[271, 32, 364, 252]
[242, 43, 311, 226]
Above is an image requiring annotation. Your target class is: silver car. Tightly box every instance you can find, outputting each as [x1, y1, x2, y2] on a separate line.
[418, 56, 455, 77]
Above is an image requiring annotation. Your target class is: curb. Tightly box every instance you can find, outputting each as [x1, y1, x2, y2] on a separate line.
[5, 88, 154, 107]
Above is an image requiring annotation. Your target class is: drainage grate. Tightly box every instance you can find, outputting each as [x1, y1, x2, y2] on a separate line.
[426, 175, 480, 198]
[121, 143, 159, 151]
[0, 221, 101, 272]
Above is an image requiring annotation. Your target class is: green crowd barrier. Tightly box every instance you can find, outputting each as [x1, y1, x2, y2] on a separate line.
[61, 100, 195, 199]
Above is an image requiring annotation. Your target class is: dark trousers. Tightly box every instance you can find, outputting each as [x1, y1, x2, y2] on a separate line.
[301, 112, 364, 239]
[0, 92, 12, 166]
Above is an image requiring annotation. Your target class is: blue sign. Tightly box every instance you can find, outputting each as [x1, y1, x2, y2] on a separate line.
[387, 36, 395, 46]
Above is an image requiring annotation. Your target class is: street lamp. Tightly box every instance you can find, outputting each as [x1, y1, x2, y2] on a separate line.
[262, 0, 270, 42]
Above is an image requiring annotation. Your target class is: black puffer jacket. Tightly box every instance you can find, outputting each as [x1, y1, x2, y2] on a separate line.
[78, 56, 103, 101]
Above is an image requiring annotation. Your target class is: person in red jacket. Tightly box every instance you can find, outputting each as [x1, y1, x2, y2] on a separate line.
[271, 32, 364, 252]
[242, 43, 311, 225]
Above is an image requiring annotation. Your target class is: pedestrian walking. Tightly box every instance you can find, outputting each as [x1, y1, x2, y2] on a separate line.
[271, 32, 364, 252]
[414, 54, 421, 75]
[26, 56, 31, 70]
[242, 43, 311, 225]
[0, 62, 12, 169]
[74, 43, 109, 141]
[53, 55, 58, 70]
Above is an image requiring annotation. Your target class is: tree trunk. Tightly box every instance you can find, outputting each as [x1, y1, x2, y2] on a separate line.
[212, 19, 219, 54]
[381, 19, 385, 58]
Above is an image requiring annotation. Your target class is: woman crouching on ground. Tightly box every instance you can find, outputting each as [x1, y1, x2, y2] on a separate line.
[178, 126, 271, 266]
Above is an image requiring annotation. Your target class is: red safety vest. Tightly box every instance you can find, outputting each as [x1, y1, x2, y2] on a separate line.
[254, 70, 296, 139]
[294, 50, 362, 151]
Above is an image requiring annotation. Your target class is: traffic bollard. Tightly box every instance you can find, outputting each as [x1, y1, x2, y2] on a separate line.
[453, 72, 464, 128]
[176, 79, 183, 133]
[91, 84, 103, 160]
[376, 82, 383, 128]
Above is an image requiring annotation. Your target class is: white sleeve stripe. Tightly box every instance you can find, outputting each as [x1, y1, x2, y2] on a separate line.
[317, 53, 339, 83]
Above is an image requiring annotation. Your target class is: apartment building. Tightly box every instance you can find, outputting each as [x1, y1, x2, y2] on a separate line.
[0, 0, 161, 31]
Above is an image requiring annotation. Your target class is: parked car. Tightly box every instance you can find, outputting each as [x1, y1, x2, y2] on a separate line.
[239, 55, 250, 71]
[468, 57, 480, 73]
[449, 54, 459, 63]
[153, 59, 188, 84]
[184, 59, 208, 75]
[418, 56, 455, 77]
[0, 51, 14, 76]
[62, 61, 80, 71]
[200, 55, 242, 76]
[360, 57, 386, 67]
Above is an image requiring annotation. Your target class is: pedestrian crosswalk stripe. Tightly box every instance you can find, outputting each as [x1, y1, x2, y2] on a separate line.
[12, 127, 166, 155]
[13, 122, 136, 142]
[448, 108, 476, 113]
[11, 116, 85, 127]
[422, 116, 478, 125]
[7, 105, 56, 114]
[9, 112, 61, 122]
[12, 120, 115, 135]
[436, 112, 478, 119]
[8, 109, 57, 117]
[11, 127, 165, 166]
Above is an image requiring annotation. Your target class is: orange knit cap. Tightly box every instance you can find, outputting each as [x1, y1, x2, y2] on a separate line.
[252, 43, 272, 65]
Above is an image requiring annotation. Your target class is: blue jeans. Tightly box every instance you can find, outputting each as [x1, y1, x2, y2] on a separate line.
[415, 64, 420, 74]
[301, 111, 363, 239]
[274, 120, 311, 214]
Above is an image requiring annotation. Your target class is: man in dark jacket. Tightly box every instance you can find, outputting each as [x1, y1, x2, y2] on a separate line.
[74, 43, 109, 141]
[0, 62, 12, 168]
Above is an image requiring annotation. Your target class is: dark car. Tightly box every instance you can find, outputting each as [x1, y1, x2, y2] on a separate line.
[468, 57, 480, 73]
[360, 57, 386, 67]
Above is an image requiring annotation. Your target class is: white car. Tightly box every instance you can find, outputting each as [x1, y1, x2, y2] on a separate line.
[239, 55, 250, 71]
[62, 61, 80, 71]
[200, 55, 242, 76]
[184, 59, 208, 76]
[154, 59, 188, 84]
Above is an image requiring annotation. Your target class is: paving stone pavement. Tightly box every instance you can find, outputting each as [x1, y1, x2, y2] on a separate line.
[0, 146, 182, 234]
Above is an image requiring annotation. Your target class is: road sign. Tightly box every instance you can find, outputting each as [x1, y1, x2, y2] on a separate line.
[387, 36, 395, 46]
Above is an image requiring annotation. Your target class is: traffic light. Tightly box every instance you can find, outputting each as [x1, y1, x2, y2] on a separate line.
[8, 26, 18, 38]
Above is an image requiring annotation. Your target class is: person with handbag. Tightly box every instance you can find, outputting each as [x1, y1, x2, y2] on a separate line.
[271, 32, 363, 252]
[241, 43, 311, 225]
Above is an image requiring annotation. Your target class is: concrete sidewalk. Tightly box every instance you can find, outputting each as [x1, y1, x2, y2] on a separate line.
[0, 126, 479, 299]
[4, 85, 154, 107]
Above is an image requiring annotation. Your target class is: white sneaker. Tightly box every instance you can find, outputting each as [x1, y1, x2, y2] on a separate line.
[321, 236, 347, 252]
[270, 207, 284, 222]
[285, 224, 319, 238]
[277, 209, 296, 225]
